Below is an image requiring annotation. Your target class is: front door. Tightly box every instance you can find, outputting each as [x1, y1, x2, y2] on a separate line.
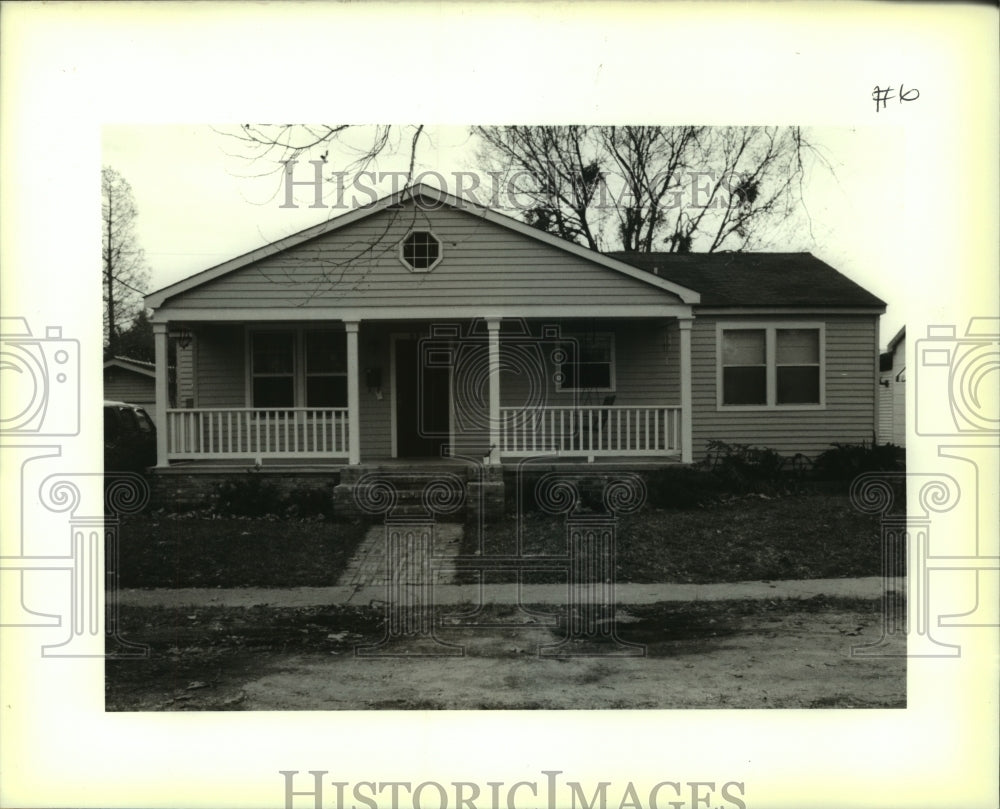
[395, 337, 450, 457]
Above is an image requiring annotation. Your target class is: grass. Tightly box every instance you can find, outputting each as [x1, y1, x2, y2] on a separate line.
[119, 492, 894, 589]
[461, 493, 893, 584]
[118, 514, 371, 588]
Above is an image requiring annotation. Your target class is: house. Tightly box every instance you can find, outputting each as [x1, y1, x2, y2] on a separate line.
[878, 326, 906, 446]
[103, 356, 157, 412]
[144, 184, 885, 511]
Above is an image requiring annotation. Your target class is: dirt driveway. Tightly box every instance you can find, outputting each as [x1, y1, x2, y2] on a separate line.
[106, 597, 905, 710]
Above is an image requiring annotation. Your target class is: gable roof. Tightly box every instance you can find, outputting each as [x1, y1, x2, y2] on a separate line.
[607, 252, 886, 309]
[103, 356, 156, 377]
[146, 183, 700, 309]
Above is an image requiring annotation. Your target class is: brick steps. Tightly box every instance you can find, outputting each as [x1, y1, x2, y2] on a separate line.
[334, 463, 505, 521]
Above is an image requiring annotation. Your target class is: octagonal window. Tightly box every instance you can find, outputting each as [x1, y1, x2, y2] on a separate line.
[400, 230, 441, 271]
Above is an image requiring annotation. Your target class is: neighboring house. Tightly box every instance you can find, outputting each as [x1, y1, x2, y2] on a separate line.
[878, 326, 906, 446]
[144, 184, 886, 476]
[103, 356, 157, 412]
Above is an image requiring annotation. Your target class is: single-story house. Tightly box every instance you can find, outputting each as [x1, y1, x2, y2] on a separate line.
[878, 326, 906, 446]
[103, 356, 157, 412]
[145, 184, 886, 490]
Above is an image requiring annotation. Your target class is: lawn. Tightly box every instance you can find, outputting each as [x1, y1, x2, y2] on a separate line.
[118, 514, 370, 588]
[119, 492, 893, 589]
[460, 493, 892, 584]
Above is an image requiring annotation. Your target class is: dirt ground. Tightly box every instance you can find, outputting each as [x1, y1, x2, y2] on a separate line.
[106, 598, 905, 710]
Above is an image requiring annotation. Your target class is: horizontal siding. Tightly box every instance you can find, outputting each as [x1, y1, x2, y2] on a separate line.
[163, 202, 680, 310]
[691, 314, 879, 461]
[498, 319, 680, 409]
[194, 324, 245, 408]
[175, 344, 194, 407]
[103, 369, 155, 406]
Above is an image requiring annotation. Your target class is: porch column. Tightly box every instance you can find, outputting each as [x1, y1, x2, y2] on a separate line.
[487, 318, 501, 464]
[678, 317, 693, 464]
[153, 322, 169, 467]
[345, 321, 361, 465]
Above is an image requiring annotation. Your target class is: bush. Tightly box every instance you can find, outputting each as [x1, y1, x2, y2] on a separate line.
[212, 478, 333, 518]
[214, 476, 284, 517]
[701, 440, 788, 492]
[282, 484, 334, 518]
[813, 442, 905, 481]
[643, 466, 729, 509]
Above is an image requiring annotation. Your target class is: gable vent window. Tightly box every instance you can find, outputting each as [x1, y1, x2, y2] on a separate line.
[400, 230, 442, 271]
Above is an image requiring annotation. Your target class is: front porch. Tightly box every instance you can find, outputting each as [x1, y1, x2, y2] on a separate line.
[161, 403, 684, 464]
[152, 316, 694, 469]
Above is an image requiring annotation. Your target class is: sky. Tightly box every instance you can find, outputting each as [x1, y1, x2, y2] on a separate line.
[103, 124, 908, 344]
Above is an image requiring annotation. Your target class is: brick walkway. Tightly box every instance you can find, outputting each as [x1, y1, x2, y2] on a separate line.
[337, 522, 465, 587]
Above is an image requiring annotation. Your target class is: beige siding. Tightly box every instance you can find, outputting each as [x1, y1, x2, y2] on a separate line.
[163, 202, 680, 311]
[498, 319, 679, 409]
[691, 314, 879, 461]
[175, 343, 195, 407]
[103, 368, 155, 406]
[878, 382, 893, 441]
[194, 324, 245, 408]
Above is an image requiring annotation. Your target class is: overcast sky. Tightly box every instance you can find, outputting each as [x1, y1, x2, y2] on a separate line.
[103, 124, 907, 343]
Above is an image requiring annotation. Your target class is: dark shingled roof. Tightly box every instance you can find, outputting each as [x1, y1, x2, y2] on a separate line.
[607, 252, 886, 308]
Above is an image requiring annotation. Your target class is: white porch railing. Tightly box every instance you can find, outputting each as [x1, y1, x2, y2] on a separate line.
[499, 405, 682, 458]
[165, 408, 350, 460]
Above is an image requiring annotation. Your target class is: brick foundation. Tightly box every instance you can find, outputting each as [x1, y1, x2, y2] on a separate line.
[149, 468, 341, 512]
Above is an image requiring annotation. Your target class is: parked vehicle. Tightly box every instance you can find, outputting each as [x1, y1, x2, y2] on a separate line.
[104, 400, 157, 472]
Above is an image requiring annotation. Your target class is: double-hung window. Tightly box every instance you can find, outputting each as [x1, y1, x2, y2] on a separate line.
[556, 333, 615, 392]
[250, 329, 347, 409]
[304, 331, 347, 407]
[718, 323, 823, 408]
[251, 332, 295, 408]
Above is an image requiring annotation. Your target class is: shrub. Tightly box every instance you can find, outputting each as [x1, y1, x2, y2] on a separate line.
[813, 442, 905, 481]
[213, 476, 284, 517]
[701, 440, 788, 492]
[282, 485, 334, 518]
[643, 466, 729, 509]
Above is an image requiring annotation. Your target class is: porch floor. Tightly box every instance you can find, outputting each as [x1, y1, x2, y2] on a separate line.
[153, 455, 686, 475]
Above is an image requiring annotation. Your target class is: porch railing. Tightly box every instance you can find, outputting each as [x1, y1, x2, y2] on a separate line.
[165, 408, 350, 460]
[499, 405, 682, 458]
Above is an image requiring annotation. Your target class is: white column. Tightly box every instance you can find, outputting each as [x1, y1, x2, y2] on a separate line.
[487, 318, 501, 464]
[345, 321, 361, 465]
[678, 317, 693, 464]
[153, 322, 169, 467]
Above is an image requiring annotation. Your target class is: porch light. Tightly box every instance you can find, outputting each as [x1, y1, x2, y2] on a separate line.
[176, 329, 193, 349]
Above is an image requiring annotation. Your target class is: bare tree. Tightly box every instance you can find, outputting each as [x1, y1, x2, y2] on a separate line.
[102, 167, 149, 355]
[218, 124, 428, 199]
[215, 124, 824, 255]
[475, 125, 823, 253]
